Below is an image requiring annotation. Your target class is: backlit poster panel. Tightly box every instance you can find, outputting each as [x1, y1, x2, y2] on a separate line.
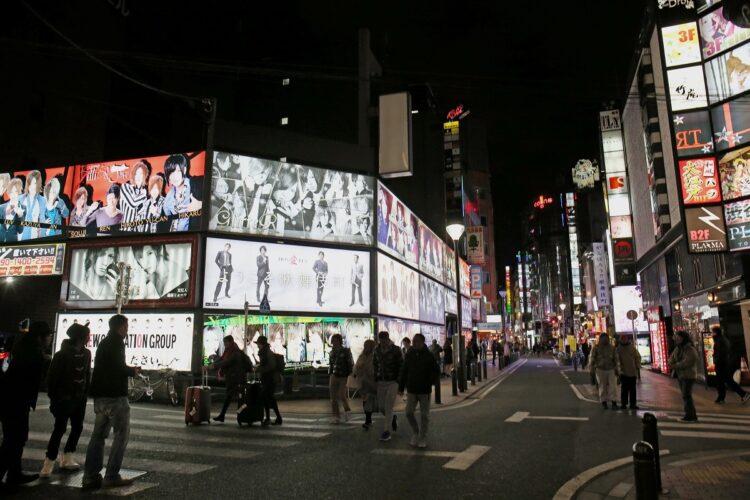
[610, 215, 634, 239]
[606, 173, 628, 194]
[667, 66, 709, 111]
[0, 243, 65, 277]
[724, 198, 750, 250]
[685, 206, 728, 252]
[443, 245, 457, 289]
[711, 98, 750, 153]
[204, 237, 370, 314]
[699, 7, 750, 59]
[466, 226, 485, 265]
[55, 312, 194, 371]
[612, 286, 646, 334]
[377, 317, 420, 345]
[418, 222, 445, 282]
[607, 194, 632, 217]
[445, 288, 458, 314]
[209, 151, 374, 245]
[662, 22, 702, 67]
[377, 252, 418, 320]
[461, 296, 472, 329]
[672, 110, 714, 157]
[419, 275, 445, 325]
[67, 242, 192, 302]
[704, 43, 750, 104]
[719, 145, 750, 200]
[376, 182, 418, 266]
[459, 258, 470, 298]
[679, 157, 721, 204]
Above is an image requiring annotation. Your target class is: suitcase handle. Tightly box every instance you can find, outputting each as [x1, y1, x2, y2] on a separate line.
[202, 370, 208, 388]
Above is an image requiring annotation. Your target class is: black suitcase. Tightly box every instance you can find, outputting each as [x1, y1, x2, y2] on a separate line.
[237, 380, 264, 426]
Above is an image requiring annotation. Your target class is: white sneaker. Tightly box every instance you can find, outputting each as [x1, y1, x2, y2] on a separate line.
[59, 452, 80, 471]
[409, 434, 419, 447]
[343, 411, 351, 422]
[330, 417, 340, 424]
[417, 437, 427, 449]
[40, 457, 55, 477]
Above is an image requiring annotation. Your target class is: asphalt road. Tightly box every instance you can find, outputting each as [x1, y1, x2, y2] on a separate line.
[7, 355, 750, 499]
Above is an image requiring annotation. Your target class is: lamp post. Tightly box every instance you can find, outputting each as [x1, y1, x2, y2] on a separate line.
[559, 303, 567, 338]
[447, 222, 466, 392]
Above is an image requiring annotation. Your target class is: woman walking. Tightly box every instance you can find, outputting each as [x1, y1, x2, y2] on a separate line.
[668, 330, 699, 422]
[353, 339, 376, 430]
[328, 334, 354, 424]
[589, 333, 618, 409]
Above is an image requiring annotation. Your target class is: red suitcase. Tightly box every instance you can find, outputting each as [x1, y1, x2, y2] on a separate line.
[185, 372, 211, 425]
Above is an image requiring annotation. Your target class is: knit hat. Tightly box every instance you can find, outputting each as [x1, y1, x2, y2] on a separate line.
[66, 323, 90, 342]
[28, 321, 52, 339]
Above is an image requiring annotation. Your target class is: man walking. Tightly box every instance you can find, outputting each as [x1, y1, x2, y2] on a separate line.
[399, 334, 440, 448]
[256, 245, 270, 302]
[349, 254, 364, 307]
[712, 326, 750, 404]
[213, 243, 233, 302]
[313, 251, 328, 307]
[82, 315, 141, 490]
[374, 331, 403, 442]
[255, 336, 282, 426]
[615, 334, 641, 410]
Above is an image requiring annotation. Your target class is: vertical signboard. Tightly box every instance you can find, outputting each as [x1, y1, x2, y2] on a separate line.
[466, 226, 484, 264]
[592, 242, 610, 309]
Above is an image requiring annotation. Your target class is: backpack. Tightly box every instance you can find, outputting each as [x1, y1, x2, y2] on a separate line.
[274, 353, 286, 373]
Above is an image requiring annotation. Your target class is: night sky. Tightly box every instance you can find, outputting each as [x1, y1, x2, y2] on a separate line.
[6, 0, 648, 267]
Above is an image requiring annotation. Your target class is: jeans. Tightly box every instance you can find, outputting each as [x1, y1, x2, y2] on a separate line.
[0, 406, 30, 483]
[679, 378, 697, 420]
[83, 397, 130, 482]
[620, 375, 637, 408]
[46, 399, 86, 460]
[716, 366, 747, 401]
[405, 393, 431, 439]
[376, 381, 398, 433]
[329, 376, 350, 418]
[595, 369, 617, 402]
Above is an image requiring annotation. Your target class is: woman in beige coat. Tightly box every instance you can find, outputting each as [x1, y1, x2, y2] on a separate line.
[615, 335, 641, 410]
[589, 333, 618, 409]
[353, 339, 376, 430]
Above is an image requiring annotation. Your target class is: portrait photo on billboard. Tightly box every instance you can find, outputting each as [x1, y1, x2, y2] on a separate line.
[65, 238, 194, 304]
[204, 237, 370, 314]
[55, 312, 194, 372]
[712, 98, 750, 153]
[667, 65, 709, 111]
[443, 245, 457, 289]
[719, 144, 750, 200]
[705, 41, 750, 104]
[0, 243, 65, 277]
[699, 6, 750, 59]
[679, 157, 721, 205]
[376, 182, 419, 266]
[377, 252, 418, 321]
[459, 258, 471, 298]
[662, 22, 702, 67]
[672, 110, 714, 157]
[209, 152, 375, 245]
[419, 275, 446, 325]
[445, 288, 458, 314]
[685, 206, 728, 252]
[418, 222, 445, 283]
[611, 286, 646, 334]
[724, 198, 750, 250]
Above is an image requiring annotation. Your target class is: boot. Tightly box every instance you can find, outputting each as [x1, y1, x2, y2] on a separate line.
[59, 453, 80, 471]
[39, 458, 55, 478]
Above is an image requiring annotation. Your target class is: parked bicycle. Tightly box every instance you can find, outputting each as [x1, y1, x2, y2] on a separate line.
[128, 367, 179, 406]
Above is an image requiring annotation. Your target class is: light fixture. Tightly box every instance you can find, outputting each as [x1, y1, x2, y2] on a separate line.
[446, 223, 465, 241]
[673, 301, 681, 312]
[559, 303, 567, 312]
[707, 291, 717, 303]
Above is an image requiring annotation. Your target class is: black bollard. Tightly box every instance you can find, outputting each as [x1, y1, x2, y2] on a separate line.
[471, 363, 477, 386]
[451, 368, 458, 396]
[632, 441, 658, 500]
[434, 373, 442, 404]
[477, 361, 483, 382]
[483, 360, 488, 379]
[642, 413, 666, 494]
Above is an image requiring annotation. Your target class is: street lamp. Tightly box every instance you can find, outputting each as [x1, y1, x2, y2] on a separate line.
[559, 303, 567, 337]
[446, 221, 466, 392]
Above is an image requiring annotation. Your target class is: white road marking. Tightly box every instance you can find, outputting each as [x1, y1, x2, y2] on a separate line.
[153, 413, 340, 431]
[663, 415, 750, 425]
[569, 384, 598, 403]
[372, 449, 458, 458]
[442, 445, 491, 470]
[661, 430, 750, 441]
[505, 411, 588, 423]
[48, 468, 147, 488]
[659, 421, 750, 432]
[432, 358, 527, 412]
[154, 414, 320, 424]
[660, 411, 750, 420]
[608, 482, 633, 498]
[505, 411, 530, 422]
[129, 418, 330, 438]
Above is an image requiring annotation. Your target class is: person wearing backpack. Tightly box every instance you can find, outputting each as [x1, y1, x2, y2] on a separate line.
[588, 333, 618, 409]
[328, 334, 354, 424]
[255, 336, 282, 426]
[205, 335, 249, 423]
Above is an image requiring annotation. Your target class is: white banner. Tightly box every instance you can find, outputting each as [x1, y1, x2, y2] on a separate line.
[592, 242, 610, 309]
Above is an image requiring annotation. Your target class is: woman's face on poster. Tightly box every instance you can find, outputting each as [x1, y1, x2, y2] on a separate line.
[150, 184, 160, 200]
[94, 249, 116, 276]
[76, 193, 87, 210]
[28, 177, 38, 195]
[169, 167, 184, 188]
[8, 185, 20, 203]
[305, 170, 318, 192]
[135, 246, 158, 275]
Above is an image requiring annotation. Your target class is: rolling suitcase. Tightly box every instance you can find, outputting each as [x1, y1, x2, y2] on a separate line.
[185, 372, 211, 425]
[237, 380, 264, 426]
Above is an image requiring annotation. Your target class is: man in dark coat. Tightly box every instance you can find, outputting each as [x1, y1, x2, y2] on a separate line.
[399, 333, 440, 449]
[712, 326, 749, 404]
[0, 321, 52, 492]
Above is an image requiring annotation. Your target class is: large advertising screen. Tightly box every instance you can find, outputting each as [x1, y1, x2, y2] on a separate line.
[0, 243, 65, 277]
[209, 152, 375, 245]
[66, 241, 192, 302]
[443, 245, 457, 289]
[667, 66, 709, 111]
[719, 145, 750, 200]
[612, 286, 646, 334]
[377, 252, 418, 320]
[377, 317, 445, 349]
[445, 288, 458, 314]
[461, 296, 472, 329]
[459, 258, 470, 298]
[724, 198, 750, 250]
[204, 237, 370, 314]
[418, 222, 445, 282]
[699, 7, 750, 59]
[662, 22, 702, 67]
[203, 314, 373, 369]
[419, 275, 445, 325]
[705, 42, 750, 104]
[376, 182, 418, 266]
[712, 98, 750, 153]
[672, 110, 714, 157]
[55, 312, 194, 371]
[679, 158, 721, 205]
[685, 206, 728, 252]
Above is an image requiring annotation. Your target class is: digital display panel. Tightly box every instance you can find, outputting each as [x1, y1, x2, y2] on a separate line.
[461, 296, 472, 329]
[724, 198, 750, 250]
[377, 252, 419, 320]
[667, 66, 709, 111]
[209, 151, 374, 245]
[418, 222, 445, 282]
[699, 6, 750, 59]
[611, 286, 646, 334]
[376, 182, 418, 266]
[0, 243, 65, 277]
[459, 258, 470, 298]
[719, 145, 750, 200]
[443, 245, 457, 289]
[685, 206, 728, 252]
[419, 275, 445, 325]
[672, 110, 714, 157]
[445, 288, 458, 314]
[204, 237, 370, 314]
[55, 312, 194, 371]
[662, 22, 702, 67]
[711, 98, 750, 152]
[705, 42, 750, 104]
[679, 157, 721, 204]
[66, 241, 192, 302]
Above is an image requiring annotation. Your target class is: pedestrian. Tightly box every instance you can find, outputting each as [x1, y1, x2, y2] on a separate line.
[374, 331, 403, 442]
[353, 339, 376, 430]
[401, 337, 411, 358]
[399, 333, 440, 449]
[491, 339, 498, 366]
[712, 326, 750, 404]
[0, 321, 52, 493]
[589, 333, 618, 409]
[40, 323, 91, 478]
[255, 336, 283, 426]
[581, 341, 591, 367]
[668, 330, 700, 422]
[82, 315, 141, 490]
[428, 339, 442, 366]
[480, 339, 488, 361]
[615, 334, 641, 410]
[442, 339, 453, 377]
[328, 333, 354, 424]
[205, 335, 249, 423]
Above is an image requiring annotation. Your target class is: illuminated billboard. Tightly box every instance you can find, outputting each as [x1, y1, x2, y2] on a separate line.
[418, 222, 445, 282]
[667, 66, 708, 111]
[662, 22, 702, 67]
[718, 145, 750, 200]
[419, 275, 445, 325]
[443, 245, 457, 289]
[679, 158, 721, 205]
[724, 198, 750, 250]
[612, 286, 646, 334]
[685, 206, 728, 252]
[711, 98, 750, 153]
[0, 243, 65, 277]
[377, 252, 419, 320]
[704, 43, 750, 104]
[672, 110, 714, 157]
[376, 182, 418, 266]
[459, 258, 470, 298]
[699, 7, 750, 59]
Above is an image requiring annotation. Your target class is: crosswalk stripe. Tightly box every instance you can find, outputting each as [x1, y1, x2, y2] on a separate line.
[661, 430, 750, 441]
[663, 415, 750, 425]
[129, 418, 330, 439]
[660, 411, 750, 420]
[659, 422, 750, 432]
[25, 432, 260, 459]
[22, 447, 215, 475]
[152, 413, 343, 430]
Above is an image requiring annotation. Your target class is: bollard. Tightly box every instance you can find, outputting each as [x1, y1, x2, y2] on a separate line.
[483, 360, 488, 379]
[642, 413, 667, 494]
[477, 361, 483, 382]
[471, 363, 477, 386]
[434, 372, 442, 404]
[451, 368, 458, 396]
[632, 441, 658, 500]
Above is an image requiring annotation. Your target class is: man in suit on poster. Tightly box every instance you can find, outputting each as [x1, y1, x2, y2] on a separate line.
[256, 245, 270, 302]
[350, 254, 365, 307]
[213, 243, 233, 303]
[313, 251, 328, 307]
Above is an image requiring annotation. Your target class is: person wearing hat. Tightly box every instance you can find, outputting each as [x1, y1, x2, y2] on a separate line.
[40, 323, 92, 478]
[255, 336, 282, 426]
[0, 321, 53, 493]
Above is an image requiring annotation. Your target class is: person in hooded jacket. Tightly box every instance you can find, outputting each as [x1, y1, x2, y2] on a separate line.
[353, 339, 376, 430]
[589, 333, 619, 409]
[712, 326, 750, 404]
[615, 334, 641, 410]
[0, 321, 53, 493]
[206, 335, 248, 423]
[40, 323, 92, 478]
[399, 333, 440, 448]
[668, 330, 700, 422]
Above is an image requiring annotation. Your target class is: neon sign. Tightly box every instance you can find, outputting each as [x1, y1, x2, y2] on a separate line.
[447, 105, 464, 121]
[533, 195, 554, 209]
[505, 266, 512, 316]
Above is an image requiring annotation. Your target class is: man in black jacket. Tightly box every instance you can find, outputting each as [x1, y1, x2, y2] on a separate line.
[0, 321, 52, 493]
[712, 327, 750, 404]
[82, 315, 140, 490]
[374, 331, 403, 442]
[399, 333, 440, 449]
